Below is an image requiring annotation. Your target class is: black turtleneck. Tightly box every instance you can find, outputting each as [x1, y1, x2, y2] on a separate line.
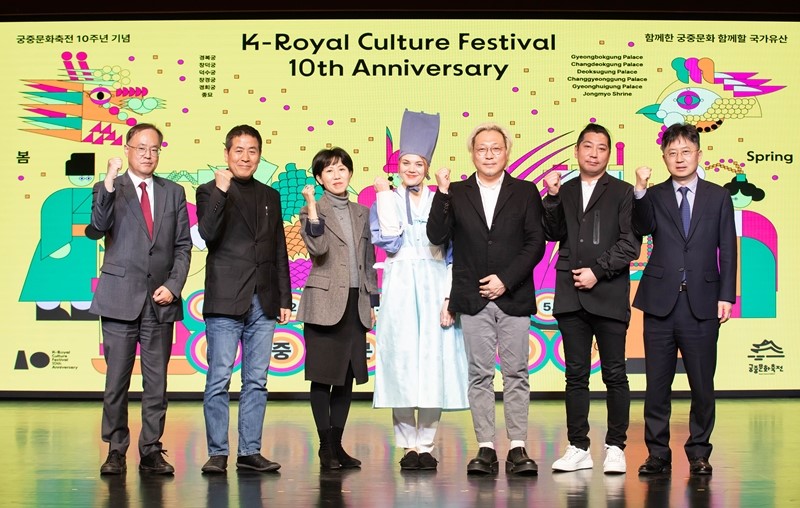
[231, 177, 258, 228]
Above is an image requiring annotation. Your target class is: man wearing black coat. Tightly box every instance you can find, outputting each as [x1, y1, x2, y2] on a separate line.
[542, 123, 640, 475]
[427, 122, 545, 476]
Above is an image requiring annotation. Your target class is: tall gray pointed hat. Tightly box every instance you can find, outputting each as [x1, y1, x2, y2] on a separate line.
[399, 109, 440, 164]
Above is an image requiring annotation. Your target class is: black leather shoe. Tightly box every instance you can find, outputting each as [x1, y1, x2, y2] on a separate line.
[418, 452, 439, 471]
[638, 455, 671, 475]
[505, 447, 538, 476]
[201, 455, 228, 474]
[139, 450, 175, 475]
[467, 447, 499, 475]
[689, 457, 713, 475]
[236, 453, 281, 473]
[400, 451, 420, 470]
[100, 450, 126, 475]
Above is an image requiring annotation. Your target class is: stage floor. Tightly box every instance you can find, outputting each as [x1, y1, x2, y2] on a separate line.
[1, 398, 797, 507]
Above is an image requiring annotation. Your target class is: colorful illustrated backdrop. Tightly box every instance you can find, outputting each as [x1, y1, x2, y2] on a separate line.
[2, 19, 794, 394]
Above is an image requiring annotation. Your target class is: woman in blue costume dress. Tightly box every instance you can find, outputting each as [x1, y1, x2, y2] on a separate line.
[370, 110, 469, 470]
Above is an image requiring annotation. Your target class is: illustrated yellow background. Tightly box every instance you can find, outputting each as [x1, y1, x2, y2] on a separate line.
[1, 19, 795, 394]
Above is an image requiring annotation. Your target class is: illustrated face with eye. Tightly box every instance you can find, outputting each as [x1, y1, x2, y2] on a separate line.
[730, 191, 753, 209]
[67, 174, 95, 187]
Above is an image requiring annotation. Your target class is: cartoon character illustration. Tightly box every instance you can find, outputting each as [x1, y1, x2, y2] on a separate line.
[637, 57, 785, 140]
[20, 50, 166, 146]
[721, 169, 777, 318]
[19, 153, 99, 320]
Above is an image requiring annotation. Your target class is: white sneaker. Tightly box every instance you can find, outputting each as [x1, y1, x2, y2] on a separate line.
[552, 445, 593, 472]
[603, 445, 626, 474]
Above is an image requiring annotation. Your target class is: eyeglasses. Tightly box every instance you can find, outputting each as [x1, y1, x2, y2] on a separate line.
[665, 149, 697, 160]
[126, 144, 162, 157]
[474, 146, 505, 157]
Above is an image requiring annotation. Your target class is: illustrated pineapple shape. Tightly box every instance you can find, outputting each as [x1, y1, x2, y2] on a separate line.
[272, 163, 319, 289]
[284, 220, 311, 289]
[284, 220, 305, 258]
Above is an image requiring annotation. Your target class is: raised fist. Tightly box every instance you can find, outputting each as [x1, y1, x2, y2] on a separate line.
[214, 169, 233, 192]
[543, 170, 561, 196]
[373, 176, 391, 193]
[104, 157, 123, 191]
[635, 166, 652, 191]
[301, 184, 317, 204]
[435, 167, 451, 193]
[106, 157, 122, 180]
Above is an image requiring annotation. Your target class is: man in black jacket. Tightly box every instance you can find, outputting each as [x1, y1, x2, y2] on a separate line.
[542, 123, 640, 475]
[427, 122, 545, 476]
[196, 124, 291, 474]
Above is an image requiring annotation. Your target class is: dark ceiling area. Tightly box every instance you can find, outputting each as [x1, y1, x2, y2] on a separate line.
[2, 2, 799, 20]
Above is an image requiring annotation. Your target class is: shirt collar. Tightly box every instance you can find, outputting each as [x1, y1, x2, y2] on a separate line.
[672, 175, 699, 193]
[127, 171, 152, 189]
[476, 171, 504, 190]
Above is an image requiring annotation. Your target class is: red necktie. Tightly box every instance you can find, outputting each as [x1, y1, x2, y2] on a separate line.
[139, 181, 153, 239]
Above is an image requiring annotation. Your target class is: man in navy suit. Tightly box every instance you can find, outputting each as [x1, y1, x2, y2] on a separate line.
[427, 122, 545, 476]
[542, 123, 640, 475]
[91, 123, 192, 475]
[632, 123, 736, 476]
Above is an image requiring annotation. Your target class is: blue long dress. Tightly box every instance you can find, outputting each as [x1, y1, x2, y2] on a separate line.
[370, 185, 469, 410]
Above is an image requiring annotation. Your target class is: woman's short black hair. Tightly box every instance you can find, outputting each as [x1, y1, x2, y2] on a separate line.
[311, 147, 354, 179]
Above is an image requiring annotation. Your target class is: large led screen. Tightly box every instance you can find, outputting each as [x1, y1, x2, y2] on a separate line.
[1, 17, 795, 395]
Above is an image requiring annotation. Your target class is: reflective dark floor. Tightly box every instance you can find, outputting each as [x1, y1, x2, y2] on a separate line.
[1, 398, 798, 507]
